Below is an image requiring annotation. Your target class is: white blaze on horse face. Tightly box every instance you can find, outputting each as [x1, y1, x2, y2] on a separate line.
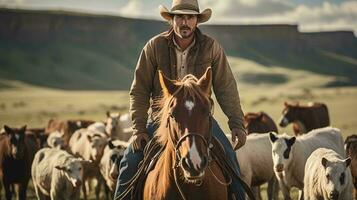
[279, 116, 289, 126]
[184, 100, 195, 116]
[186, 128, 202, 171]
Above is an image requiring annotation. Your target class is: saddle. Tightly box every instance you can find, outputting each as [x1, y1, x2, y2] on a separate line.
[115, 136, 255, 200]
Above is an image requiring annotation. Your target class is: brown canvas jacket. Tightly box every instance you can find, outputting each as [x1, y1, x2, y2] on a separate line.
[129, 28, 245, 135]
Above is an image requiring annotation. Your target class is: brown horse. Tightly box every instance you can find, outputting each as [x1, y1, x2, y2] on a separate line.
[244, 111, 278, 134]
[143, 68, 228, 200]
[278, 102, 330, 135]
[0, 125, 39, 200]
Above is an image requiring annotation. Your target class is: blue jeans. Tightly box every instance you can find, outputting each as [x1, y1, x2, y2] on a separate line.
[114, 119, 245, 199]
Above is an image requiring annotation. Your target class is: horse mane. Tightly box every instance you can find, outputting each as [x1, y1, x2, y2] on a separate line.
[152, 74, 210, 146]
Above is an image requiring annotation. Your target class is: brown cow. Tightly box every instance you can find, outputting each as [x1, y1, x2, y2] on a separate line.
[345, 134, 357, 199]
[244, 111, 278, 134]
[278, 102, 330, 135]
[0, 125, 39, 200]
[45, 119, 95, 145]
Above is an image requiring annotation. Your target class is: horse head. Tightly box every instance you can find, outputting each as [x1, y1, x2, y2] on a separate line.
[157, 67, 213, 183]
[3, 125, 27, 159]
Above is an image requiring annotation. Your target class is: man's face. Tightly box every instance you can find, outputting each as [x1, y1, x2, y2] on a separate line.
[173, 14, 198, 39]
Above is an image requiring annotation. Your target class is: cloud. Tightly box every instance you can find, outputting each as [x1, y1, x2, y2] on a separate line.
[201, 0, 357, 33]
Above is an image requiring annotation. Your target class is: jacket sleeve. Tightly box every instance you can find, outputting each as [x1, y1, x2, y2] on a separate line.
[129, 40, 156, 135]
[211, 40, 246, 134]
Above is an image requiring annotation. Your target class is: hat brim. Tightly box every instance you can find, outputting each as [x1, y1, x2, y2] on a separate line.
[159, 5, 212, 23]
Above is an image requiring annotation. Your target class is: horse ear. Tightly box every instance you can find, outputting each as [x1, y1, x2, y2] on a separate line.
[4, 125, 13, 135]
[19, 125, 27, 134]
[106, 111, 110, 118]
[197, 67, 212, 95]
[284, 102, 288, 107]
[158, 70, 178, 96]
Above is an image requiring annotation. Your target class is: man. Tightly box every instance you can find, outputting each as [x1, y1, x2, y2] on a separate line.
[115, 0, 247, 199]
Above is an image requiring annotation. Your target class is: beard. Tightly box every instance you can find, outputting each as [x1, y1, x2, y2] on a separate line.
[177, 26, 195, 39]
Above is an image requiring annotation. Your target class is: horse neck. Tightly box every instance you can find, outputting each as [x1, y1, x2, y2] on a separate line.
[148, 140, 177, 198]
[295, 108, 316, 132]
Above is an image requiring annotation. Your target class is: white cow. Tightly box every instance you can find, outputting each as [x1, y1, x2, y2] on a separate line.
[100, 140, 128, 198]
[47, 131, 65, 149]
[304, 148, 353, 200]
[69, 128, 107, 200]
[106, 111, 135, 141]
[88, 122, 107, 135]
[269, 127, 345, 200]
[31, 148, 90, 200]
[237, 133, 279, 200]
[119, 112, 133, 134]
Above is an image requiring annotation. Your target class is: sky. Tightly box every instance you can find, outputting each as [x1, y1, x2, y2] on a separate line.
[1, 0, 357, 34]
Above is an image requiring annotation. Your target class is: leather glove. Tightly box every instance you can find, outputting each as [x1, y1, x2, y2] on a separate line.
[231, 128, 247, 150]
[132, 132, 150, 152]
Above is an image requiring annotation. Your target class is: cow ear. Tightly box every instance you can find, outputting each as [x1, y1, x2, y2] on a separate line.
[108, 140, 115, 149]
[197, 67, 212, 95]
[106, 111, 111, 118]
[158, 70, 178, 96]
[269, 132, 278, 143]
[87, 135, 93, 142]
[344, 157, 351, 168]
[287, 137, 296, 146]
[55, 165, 66, 171]
[4, 125, 13, 135]
[284, 102, 288, 107]
[322, 157, 329, 168]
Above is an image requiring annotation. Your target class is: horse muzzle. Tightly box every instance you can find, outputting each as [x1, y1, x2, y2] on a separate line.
[181, 155, 208, 181]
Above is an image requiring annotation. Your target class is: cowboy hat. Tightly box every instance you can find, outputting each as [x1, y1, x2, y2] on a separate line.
[159, 0, 212, 23]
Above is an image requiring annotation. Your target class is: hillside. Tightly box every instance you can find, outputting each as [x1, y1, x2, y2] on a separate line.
[1, 8, 357, 90]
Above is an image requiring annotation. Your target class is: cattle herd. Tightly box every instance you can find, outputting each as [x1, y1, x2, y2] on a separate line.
[0, 102, 356, 200]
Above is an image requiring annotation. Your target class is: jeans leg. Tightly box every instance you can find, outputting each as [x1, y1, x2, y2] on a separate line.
[211, 119, 245, 199]
[114, 121, 156, 200]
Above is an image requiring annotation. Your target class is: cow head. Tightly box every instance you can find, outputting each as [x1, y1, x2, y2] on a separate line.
[321, 156, 351, 200]
[87, 134, 107, 162]
[47, 131, 65, 150]
[269, 132, 296, 173]
[55, 158, 92, 188]
[3, 125, 27, 159]
[107, 140, 127, 183]
[105, 111, 121, 136]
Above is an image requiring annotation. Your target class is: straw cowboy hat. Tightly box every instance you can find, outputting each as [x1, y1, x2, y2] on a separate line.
[159, 0, 212, 23]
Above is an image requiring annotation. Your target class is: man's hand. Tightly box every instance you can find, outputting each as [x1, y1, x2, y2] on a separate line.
[132, 132, 150, 152]
[231, 128, 247, 150]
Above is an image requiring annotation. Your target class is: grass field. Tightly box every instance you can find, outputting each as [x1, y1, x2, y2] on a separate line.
[1, 56, 357, 199]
